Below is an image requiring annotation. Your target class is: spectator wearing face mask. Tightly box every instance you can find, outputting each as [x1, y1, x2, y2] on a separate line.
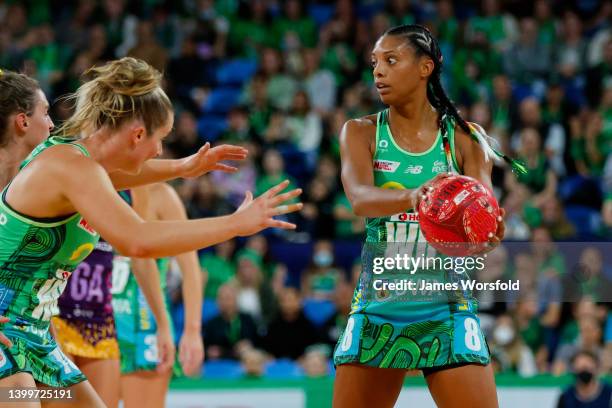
[490, 314, 538, 377]
[301, 240, 344, 300]
[556, 350, 611, 408]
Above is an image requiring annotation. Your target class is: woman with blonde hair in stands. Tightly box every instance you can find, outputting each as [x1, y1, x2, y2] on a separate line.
[0, 57, 301, 407]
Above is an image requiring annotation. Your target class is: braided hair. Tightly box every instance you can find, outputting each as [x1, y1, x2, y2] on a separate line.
[384, 24, 526, 174]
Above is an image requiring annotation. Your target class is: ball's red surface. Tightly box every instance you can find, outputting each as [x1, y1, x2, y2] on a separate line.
[418, 175, 500, 256]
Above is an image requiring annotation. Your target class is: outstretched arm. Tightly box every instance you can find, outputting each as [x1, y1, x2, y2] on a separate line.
[108, 143, 248, 190]
[60, 154, 302, 258]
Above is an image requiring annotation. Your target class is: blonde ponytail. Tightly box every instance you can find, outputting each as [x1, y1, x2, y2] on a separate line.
[57, 57, 172, 138]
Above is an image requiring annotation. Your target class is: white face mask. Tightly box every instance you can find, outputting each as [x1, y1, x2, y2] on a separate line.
[494, 325, 515, 346]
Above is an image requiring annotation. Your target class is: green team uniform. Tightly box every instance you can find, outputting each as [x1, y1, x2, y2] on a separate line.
[0, 137, 97, 386]
[112, 250, 181, 376]
[333, 110, 490, 370]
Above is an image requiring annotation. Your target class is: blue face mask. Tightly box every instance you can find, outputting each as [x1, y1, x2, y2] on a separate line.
[314, 251, 333, 267]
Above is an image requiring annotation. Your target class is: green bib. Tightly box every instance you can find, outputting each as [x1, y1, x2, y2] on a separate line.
[365, 109, 460, 244]
[0, 137, 100, 326]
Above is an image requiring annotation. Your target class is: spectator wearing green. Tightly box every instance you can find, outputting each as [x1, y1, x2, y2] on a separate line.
[228, 1, 276, 58]
[531, 227, 566, 277]
[534, 0, 557, 46]
[272, 0, 317, 49]
[301, 240, 343, 301]
[433, 0, 459, 48]
[256, 149, 299, 203]
[27, 24, 68, 94]
[318, 23, 357, 88]
[450, 35, 501, 104]
[490, 75, 513, 135]
[572, 106, 612, 177]
[241, 48, 297, 111]
[466, 0, 518, 53]
[201, 240, 237, 300]
[235, 249, 278, 325]
[512, 127, 557, 200]
[333, 192, 364, 240]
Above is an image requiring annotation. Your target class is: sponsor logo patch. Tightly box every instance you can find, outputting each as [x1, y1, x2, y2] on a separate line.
[404, 165, 423, 174]
[432, 160, 447, 173]
[373, 160, 400, 173]
[390, 212, 419, 222]
[78, 218, 97, 236]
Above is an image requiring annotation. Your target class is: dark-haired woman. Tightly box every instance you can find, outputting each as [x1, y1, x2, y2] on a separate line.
[0, 70, 54, 190]
[0, 70, 54, 353]
[333, 25, 524, 408]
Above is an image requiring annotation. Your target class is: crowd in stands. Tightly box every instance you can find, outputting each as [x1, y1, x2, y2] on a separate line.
[3, 0, 611, 380]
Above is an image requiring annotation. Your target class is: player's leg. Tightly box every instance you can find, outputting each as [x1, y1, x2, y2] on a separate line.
[40, 380, 106, 408]
[0, 372, 40, 408]
[425, 363, 498, 408]
[73, 356, 120, 408]
[120, 370, 172, 408]
[332, 364, 406, 408]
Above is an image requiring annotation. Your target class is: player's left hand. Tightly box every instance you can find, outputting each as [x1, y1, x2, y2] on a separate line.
[178, 330, 204, 377]
[178, 143, 248, 178]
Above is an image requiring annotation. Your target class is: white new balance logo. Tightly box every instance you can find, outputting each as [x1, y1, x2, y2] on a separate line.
[404, 165, 423, 174]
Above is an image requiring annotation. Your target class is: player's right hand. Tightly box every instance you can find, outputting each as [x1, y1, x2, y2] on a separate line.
[156, 324, 175, 374]
[234, 180, 303, 236]
[410, 172, 452, 209]
[0, 316, 12, 348]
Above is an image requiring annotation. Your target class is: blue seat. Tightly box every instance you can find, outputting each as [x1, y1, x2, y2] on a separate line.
[202, 359, 244, 379]
[171, 303, 185, 345]
[565, 205, 601, 237]
[278, 148, 312, 183]
[264, 359, 304, 378]
[197, 115, 228, 141]
[202, 87, 242, 115]
[202, 298, 219, 323]
[308, 4, 334, 26]
[356, 3, 383, 20]
[303, 298, 337, 327]
[216, 59, 258, 86]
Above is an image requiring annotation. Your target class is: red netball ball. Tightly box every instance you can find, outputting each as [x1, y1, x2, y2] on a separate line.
[418, 175, 500, 256]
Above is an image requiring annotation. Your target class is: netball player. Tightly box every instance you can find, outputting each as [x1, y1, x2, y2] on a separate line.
[0, 57, 301, 407]
[51, 187, 183, 408]
[0, 70, 54, 353]
[114, 183, 204, 408]
[332, 25, 524, 408]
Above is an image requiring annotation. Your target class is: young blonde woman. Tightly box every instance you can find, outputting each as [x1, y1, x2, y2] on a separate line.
[0, 57, 301, 408]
